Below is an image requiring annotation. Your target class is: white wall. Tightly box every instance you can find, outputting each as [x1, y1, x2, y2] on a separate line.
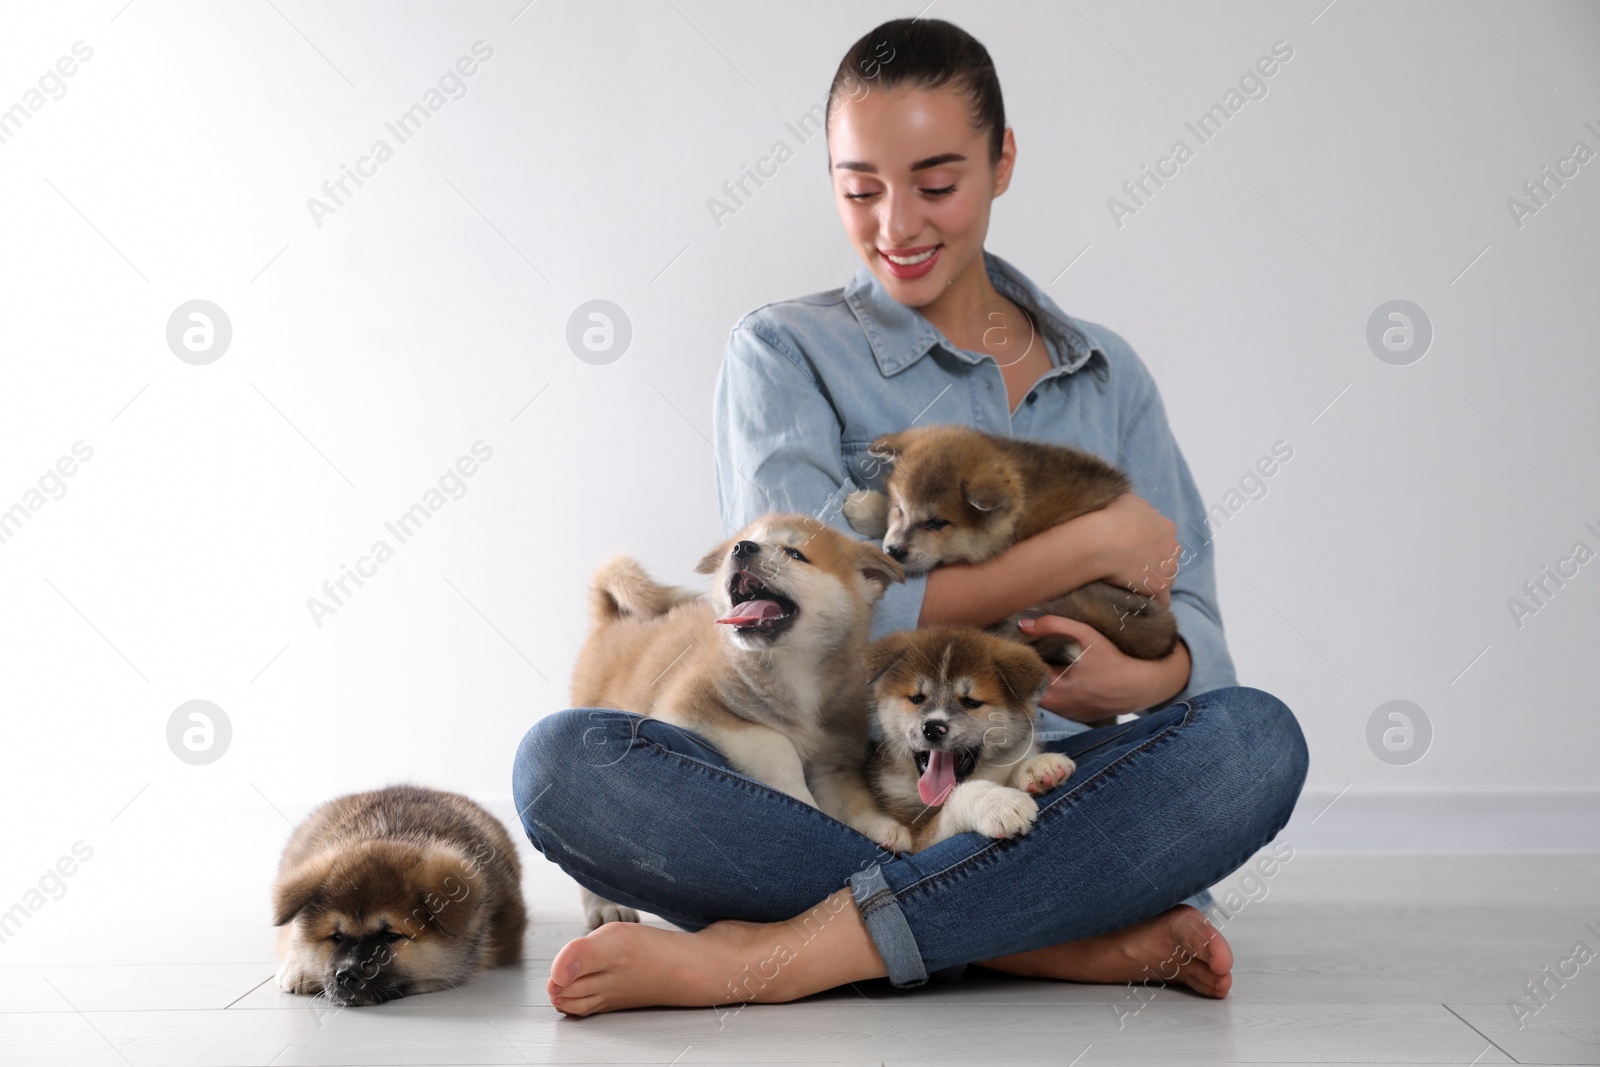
[1, 0, 1596, 863]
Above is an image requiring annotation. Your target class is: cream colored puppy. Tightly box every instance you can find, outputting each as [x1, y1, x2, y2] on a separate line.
[569, 513, 912, 926]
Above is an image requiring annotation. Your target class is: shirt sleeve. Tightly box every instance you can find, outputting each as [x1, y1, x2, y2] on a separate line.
[1113, 374, 1239, 710]
[711, 319, 928, 642]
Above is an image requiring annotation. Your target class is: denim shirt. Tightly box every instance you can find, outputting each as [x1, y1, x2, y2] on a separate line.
[710, 251, 1238, 713]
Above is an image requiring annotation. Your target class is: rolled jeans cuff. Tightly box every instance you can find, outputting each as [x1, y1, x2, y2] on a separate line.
[848, 862, 927, 988]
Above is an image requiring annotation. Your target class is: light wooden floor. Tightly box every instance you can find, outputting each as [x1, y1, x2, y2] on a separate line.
[3, 792, 1597, 1065]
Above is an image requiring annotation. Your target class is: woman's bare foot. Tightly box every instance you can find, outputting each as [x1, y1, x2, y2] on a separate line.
[976, 904, 1233, 999]
[547, 889, 887, 1017]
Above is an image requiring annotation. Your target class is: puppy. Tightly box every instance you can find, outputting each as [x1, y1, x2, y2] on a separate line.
[568, 512, 914, 927]
[272, 785, 527, 1006]
[866, 626, 1075, 851]
[844, 424, 1177, 668]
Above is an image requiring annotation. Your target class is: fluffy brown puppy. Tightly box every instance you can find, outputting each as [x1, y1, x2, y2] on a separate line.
[569, 512, 912, 926]
[866, 626, 1075, 851]
[844, 424, 1178, 667]
[272, 785, 526, 1006]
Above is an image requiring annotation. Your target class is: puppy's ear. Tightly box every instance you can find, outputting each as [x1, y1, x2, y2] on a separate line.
[963, 465, 1020, 514]
[863, 633, 913, 687]
[992, 641, 1051, 705]
[853, 541, 905, 600]
[694, 535, 734, 576]
[409, 848, 486, 940]
[272, 853, 332, 926]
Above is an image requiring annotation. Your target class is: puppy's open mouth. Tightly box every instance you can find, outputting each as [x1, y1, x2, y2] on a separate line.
[914, 749, 978, 806]
[714, 569, 799, 639]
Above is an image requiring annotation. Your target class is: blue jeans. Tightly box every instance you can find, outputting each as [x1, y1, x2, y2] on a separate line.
[511, 686, 1308, 988]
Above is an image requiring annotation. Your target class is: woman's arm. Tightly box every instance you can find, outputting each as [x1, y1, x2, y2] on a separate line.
[915, 516, 1104, 629]
[916, 493, 1181, 628]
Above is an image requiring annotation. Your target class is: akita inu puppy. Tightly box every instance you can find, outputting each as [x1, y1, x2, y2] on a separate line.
[865, 626, 1075, 851]
[272, 785, 526, 1006]
[844, 424, 1178, 669]
[569, 513, 913, 926]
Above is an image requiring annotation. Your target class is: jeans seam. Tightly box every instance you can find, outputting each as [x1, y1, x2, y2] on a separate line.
[894, 700, 1197, 900]
[1040, 700, 1196, 815]
[1060, 724, 1137, 760]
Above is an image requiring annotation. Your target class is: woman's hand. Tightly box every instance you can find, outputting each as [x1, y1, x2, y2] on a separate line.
[1021, 615, 1190, 721]
[1073, 493, 1181, 608]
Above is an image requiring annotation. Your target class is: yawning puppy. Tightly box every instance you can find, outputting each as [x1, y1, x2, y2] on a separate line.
[866, 626, 1075, 851]
[844, 424, 1178, 668]
[569, 513, 913, 926]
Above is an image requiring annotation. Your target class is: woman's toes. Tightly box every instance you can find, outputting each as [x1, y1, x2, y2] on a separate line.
[1177, 958, 1225, 998]
[1168, 905, 1230, 973]
[549, 933, 602, 994]
[1201, 923, 1233, 976]
[551, 991, 602, 1017]
[548, 929, 635, 1015]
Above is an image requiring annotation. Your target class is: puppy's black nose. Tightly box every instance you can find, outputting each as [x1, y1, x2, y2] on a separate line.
[335, 967, 360, 989]
[886, 543, 908, 562]
[732, 540, 760, 559]
[922, 720, 948, 742]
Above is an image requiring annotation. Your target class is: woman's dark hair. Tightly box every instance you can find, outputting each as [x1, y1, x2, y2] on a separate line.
[826, 18, 1006, 164]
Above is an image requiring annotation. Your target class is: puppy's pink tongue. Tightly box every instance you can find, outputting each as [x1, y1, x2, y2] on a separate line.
[714, 599, 783, 626]
[918, 751, 957, 806]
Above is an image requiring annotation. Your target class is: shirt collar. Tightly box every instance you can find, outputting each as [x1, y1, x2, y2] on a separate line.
[844, 250, 1106, 379]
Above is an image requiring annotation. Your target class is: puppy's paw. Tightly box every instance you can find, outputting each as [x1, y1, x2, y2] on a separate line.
[850, 810, 914, 855]
[1016, 752, 1075, 796]
[590, 900, 640, 927]
[843, 489, 890, 539]
[580, 887, 640, 928]
[946, 780, 1039, 839]
[972, 787, 1038, 839]
[274, 958, 321, 996]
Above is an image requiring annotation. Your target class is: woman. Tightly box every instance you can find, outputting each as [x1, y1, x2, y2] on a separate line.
[513, 18, 1307, 1016]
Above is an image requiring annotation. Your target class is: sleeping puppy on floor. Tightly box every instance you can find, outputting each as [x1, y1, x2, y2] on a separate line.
[569, 512, 913, 927]
[844, 424, 1178, 670]
[866, 626, 1075, 851]
[272, 785, 527, 1006]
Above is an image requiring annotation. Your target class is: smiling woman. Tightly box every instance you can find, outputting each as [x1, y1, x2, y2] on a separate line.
[513, 16, 1307, 1017]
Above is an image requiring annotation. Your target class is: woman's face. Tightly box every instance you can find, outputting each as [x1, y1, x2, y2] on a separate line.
[828, 84, 1014, 308]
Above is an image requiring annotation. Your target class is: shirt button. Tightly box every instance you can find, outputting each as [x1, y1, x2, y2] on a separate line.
[1026, 392, 1037, 404]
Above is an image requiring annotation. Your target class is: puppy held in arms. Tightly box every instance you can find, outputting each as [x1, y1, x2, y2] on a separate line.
[272, 785, 527, 1006]
[844, 424, 1178, 669]
[866, 626, 1075, 851]
[569, 513, 913, 927]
